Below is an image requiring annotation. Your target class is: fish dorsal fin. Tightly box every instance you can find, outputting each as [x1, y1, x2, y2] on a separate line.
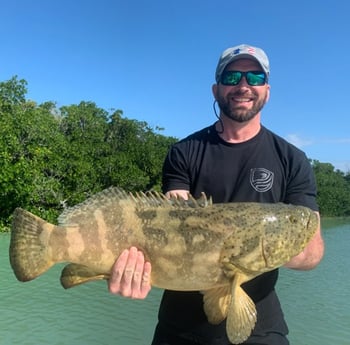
[131, 190, 212, 208]
[226, 273, 257, 344]
[202, 285, 232, 324]
[58, 187, 212, 225]
[186, 192, 212, 208]
[58, 187, 130, 224]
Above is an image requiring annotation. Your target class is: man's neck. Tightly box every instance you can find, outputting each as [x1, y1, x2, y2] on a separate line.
[215, 115, 261, 143]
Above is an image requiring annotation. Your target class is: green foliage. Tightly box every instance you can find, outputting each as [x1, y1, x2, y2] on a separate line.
[0, 76, 27, 111]
[58, 101, 110, 202]
[0, 79, 67, 224]
[104, 111, 175, 191]
[311, 160, 350, 217]
[1, 76, 350, 231]
[0, 76, 177, 231]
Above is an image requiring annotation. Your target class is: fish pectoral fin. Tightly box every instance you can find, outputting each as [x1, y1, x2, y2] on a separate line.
[226, 273, 257, 344]
[202, 285, 232, 324]
[60, 263, 110, 289]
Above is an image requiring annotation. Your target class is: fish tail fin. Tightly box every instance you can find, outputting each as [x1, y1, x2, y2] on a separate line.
[9, 208, 54, 282]
[226, 273, 257, 344]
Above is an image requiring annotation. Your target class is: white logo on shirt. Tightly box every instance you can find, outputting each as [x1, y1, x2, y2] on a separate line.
[250, 168, 274, 192]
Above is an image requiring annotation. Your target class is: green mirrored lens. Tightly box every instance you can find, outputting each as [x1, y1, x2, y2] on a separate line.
[246, 72, 266, 86]
[221, 71, 242, 85]
[221, 71, 266, 86]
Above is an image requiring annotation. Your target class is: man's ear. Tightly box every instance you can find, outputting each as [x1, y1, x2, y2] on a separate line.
[265, 84, 271, 104]
[212, 83, 218, 100]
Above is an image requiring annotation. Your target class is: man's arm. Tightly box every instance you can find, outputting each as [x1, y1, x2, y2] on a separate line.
[284, 212, 324, 270]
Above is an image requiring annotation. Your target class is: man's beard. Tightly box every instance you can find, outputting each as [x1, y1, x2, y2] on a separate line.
[217, 91, 268, 123]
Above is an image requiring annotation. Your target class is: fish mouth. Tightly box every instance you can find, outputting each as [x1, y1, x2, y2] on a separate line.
[307, 217, 311, 229]
[261, 238, 268, 268]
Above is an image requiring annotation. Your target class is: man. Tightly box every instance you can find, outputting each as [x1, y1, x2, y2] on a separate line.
[108, 44, 324, 344]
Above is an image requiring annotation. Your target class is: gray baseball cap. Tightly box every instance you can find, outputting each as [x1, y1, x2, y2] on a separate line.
[215, 44, 270, 83]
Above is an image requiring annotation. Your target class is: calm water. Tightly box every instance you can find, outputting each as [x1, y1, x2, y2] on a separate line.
[1, 219, 349, 345]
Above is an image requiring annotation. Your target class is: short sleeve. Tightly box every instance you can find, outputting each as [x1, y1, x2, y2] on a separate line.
[285, 153, 319, 211]
[162, 144, 191, 193]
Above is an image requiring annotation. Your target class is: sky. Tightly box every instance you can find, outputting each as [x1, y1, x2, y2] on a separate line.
[1, 0, 350, 172]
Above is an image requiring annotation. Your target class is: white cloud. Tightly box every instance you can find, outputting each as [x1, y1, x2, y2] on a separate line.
[285, 134, 350, 148]
[332, 161, 350, 173]
[326, 138, 350, 144]
[285, 134, 313, 148]
[282, 134, 350, 172]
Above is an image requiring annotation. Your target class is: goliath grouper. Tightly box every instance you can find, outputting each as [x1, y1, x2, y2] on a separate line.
[9, 187, 318, 344]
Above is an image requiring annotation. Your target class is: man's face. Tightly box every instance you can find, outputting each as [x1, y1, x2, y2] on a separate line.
[213, 59, 270, 123]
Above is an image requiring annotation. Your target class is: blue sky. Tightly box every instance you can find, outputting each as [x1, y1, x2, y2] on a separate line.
[2, 0, 350, 172]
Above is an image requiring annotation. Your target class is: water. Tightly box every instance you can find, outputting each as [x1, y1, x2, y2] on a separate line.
[276, 219, 350, 345]
[1, 219, 349, 345]
[1, 235, 161, 345]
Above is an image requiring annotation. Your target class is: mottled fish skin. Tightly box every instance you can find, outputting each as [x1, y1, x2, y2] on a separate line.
[9, 187, 318, 344]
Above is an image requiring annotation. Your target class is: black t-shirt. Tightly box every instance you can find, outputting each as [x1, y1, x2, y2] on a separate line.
[159, 124, 318, 333]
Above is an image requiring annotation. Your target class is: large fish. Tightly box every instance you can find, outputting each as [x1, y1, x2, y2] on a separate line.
[9, 187, 318, 344]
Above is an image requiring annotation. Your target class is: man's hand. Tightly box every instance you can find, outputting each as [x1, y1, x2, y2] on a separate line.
[108, 246, 152, 299]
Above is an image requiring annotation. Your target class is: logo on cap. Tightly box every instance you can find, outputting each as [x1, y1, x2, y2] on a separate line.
[233, 47, 256, 56]
[247, 47, 256, 55]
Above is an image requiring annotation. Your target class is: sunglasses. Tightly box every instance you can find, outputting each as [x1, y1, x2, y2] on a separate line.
[220, 70, 267, 86]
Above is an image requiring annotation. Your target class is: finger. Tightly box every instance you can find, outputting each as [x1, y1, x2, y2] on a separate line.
[131, 250, 150, 298]
[140, 261, 152, 298]
[108, 249, 129, 294]
[131, 255, 152, 299]
[131, 251, 144, 291]
[122, 246, 138, 286]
